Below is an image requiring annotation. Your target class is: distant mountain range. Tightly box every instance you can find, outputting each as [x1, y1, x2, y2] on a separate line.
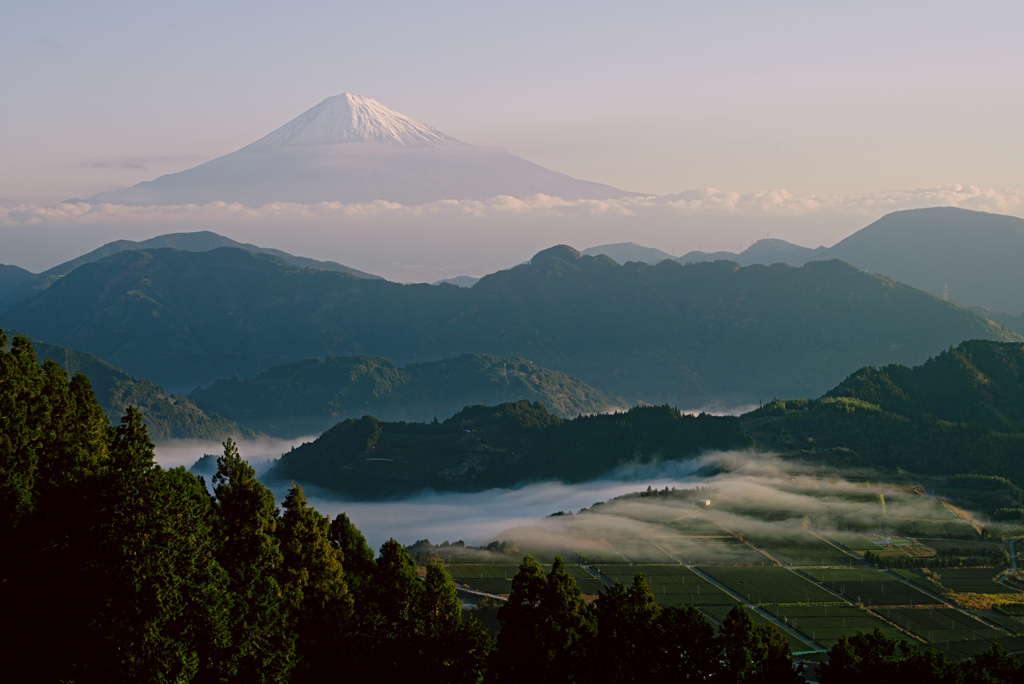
[189, 353, 626, 438]
[586, 208, 1024, 315]
[3, 241, 1017, 405]
[73, 94, 637, 207]
[3, 330, 256, 441]
[0, 230, 380, 312]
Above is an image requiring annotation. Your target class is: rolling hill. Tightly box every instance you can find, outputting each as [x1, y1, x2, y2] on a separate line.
[2, 330, 257, 441]
[265, 401, 751, 499]
[189, 353, 627, 438]
[743, 339, 1024, 487]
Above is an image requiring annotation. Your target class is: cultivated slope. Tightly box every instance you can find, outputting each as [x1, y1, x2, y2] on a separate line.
[79, 94, 637, 206]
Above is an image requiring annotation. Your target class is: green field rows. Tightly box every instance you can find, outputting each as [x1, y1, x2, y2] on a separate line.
[594, 565, 736, 606]
[698, 566, 838, 604]
[653, 535, 770, 565]
[699, 605, 815, 653]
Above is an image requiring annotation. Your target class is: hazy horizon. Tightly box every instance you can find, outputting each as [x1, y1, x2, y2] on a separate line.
[3, 2, 1023, 281]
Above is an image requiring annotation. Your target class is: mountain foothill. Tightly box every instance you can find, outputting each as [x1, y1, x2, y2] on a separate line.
[189, 352, 626, 438]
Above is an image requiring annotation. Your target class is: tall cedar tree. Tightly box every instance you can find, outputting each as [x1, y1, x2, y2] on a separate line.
[591, 574, 661, 683]
[1, 336, 109, 682]
[328, 511, 377, 599]
[364, 538, 426, 677]
[818, 629, 964, 684]
[212, 438, 295, 683]
[490, 555, 596, 684]
[420, 561, 492, 684]
[277, 484, 354, 684]
[719, 605, 802, 684]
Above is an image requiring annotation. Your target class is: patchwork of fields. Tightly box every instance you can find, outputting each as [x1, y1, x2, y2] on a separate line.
[442, 479, 1024, 660]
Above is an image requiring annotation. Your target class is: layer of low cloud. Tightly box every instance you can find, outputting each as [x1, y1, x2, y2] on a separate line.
[2, 184, 1021, 281]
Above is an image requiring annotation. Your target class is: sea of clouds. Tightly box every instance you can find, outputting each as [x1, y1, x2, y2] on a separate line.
[3, 184, 1022, 281]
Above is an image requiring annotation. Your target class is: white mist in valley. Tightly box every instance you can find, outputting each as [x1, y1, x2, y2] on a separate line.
[153, 436, 317, 473]
[153, 441, 963, 561]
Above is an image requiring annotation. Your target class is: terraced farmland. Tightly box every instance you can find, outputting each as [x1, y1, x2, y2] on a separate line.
[698, 566, 838, 605]
[763, 604, 902, 649]
[594, 565, 737, 606]
[802, 568, 942, 607]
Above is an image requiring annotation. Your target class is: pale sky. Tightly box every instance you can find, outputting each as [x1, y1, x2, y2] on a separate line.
[2, 1, 1023, 278]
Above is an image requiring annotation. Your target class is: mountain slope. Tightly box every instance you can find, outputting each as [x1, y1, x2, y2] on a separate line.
[2, 329, 258, 441]
[4, 245, 1018, 406]
[0, 264, 34, 301]
[614, 208, 1024, 315]
[78, 94, 638, 206]
[189, 353, 626, 437]
[743, 340, 1024, 487]
[0, 230, 381, 312]
[266, 402, 751, 499]
[827, 207, 1024, 315]
[581, 242, 676, 264]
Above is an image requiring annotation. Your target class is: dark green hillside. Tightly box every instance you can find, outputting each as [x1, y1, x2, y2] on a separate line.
[4, 244, 1018, 403]
[3, 330, 257, 441]
[0, 263, 34, 300]
[268, 402, 751, 499]
[190, 353, 626, 437]
[0, 230, 381, 312]
[744, 340, 1024, 487]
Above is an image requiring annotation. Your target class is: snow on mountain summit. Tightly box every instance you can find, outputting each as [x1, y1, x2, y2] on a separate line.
[77, 93, 639, 206]
[245, 94, 462, 149]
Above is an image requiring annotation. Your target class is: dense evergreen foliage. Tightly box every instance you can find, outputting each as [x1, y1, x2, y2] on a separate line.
[3, 331, 257, 440]
[4, 244, 1017, 404]
[3, 334, 1022, 682]
[819, 629, 1023, 683]
[190, 353, 625, 437]
[268, 401, 752, 498]
[744, 340, 1024, 489]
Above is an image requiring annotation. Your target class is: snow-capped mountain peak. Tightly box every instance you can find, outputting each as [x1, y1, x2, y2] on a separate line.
[244, 93, 462, 150]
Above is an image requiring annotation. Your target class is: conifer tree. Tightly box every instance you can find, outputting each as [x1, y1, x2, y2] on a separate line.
[278, 484, 354, 684]
[328, 510, 376, 597]
[212, 437, 295, 683]
[720, 605, 801, 684]
[591, 573, 661, 683]
[364, 538, 426, 677]
[419, 561, 492, 684]
[491, 555, 595, 683]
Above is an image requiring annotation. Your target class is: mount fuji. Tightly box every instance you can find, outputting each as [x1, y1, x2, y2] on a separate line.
[79, 94, 640, 207]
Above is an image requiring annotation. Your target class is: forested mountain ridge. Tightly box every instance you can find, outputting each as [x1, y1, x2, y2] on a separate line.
[599, 208, 1024, 316]
[0, 230, 381, 312]
[267, 401, 752, 499]
[3, 244, 1019, 402]
[190, 352, 626, 438]
[2, 330, 257, 441]
[743, 340, 1024, 487]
